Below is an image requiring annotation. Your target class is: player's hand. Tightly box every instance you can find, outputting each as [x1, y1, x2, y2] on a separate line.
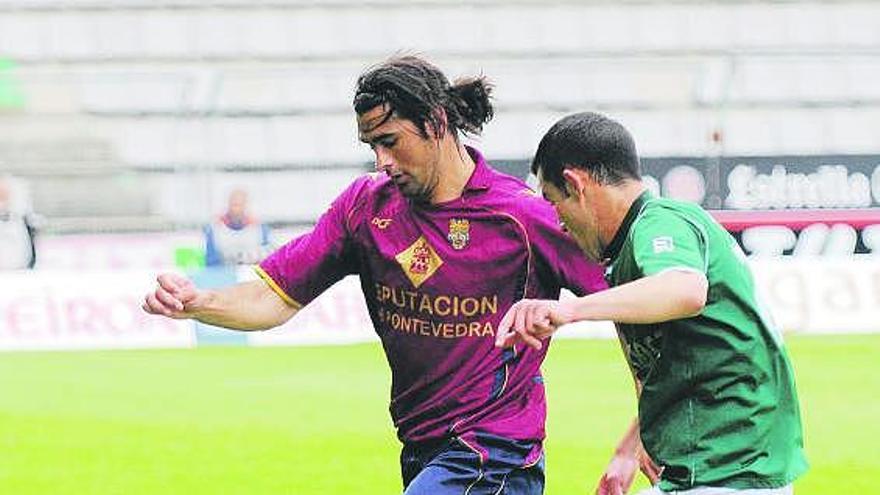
[495, 299, 574, 350]
[142, 273, 204, 319]
[637, 448, 662, 485]
[595, 452, 639, 495]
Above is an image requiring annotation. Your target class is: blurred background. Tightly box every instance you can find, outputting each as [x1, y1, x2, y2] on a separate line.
[0, 1, 878, 494]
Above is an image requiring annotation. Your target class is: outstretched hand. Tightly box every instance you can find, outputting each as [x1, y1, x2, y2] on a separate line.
[637, 447, 662, 486]
[595, 448, 662, 495]
[142, 273, 204, 319]
[494, 299, 573, 350]
[595, 453, 639, 495]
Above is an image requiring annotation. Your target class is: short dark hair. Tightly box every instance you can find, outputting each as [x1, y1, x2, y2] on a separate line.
[353, 55, 494, 139]
[532, 112, 640, 193]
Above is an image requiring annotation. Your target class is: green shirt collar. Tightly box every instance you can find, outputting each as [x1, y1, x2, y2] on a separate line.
[602, 189, 652, 264]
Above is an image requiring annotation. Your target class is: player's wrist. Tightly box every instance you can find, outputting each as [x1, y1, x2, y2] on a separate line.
[184, 289, 214, 319]
[613, 445, 639, 459]
[612, 429, 641, 458]
[556, 299, 578, 325]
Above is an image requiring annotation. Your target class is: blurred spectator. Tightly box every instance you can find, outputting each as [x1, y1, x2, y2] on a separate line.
[204, 188, 272, 266]
[863, 225, 880, 255]
[0, 176, 36, 270]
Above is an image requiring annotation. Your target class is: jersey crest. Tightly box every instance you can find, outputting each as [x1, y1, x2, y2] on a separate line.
[447, 218, 470, 250]
[395, 236, 444, 288]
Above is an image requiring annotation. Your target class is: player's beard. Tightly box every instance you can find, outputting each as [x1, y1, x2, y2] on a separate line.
[398, 165, 440, 204]
[398, 177, 424, 200]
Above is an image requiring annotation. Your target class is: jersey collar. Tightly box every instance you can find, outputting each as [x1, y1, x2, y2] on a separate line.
[602, 190, 652, 264]
[463, 145, 492, 193]
[414, 145, 491, 210]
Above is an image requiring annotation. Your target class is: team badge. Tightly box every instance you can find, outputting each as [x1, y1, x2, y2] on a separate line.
[447, 219, 470, 250]
[395, 236, 444, 288]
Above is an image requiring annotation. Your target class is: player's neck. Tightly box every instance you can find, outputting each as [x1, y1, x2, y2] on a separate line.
[431, 141, 475, 204]
[600, 181, 647, 247]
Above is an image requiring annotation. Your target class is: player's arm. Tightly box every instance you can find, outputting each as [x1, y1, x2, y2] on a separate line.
[596, 337, 661, 494]
[596, 417, 641, 495]
[496, 270, 707, 349]
[144, 176, 370, 329]
[584, 207, 710, 324]
[564, 269, 707, 324]
[596, 416, 662, 495]
[143, 272, 298, 331]
[497, 206, 709, 349]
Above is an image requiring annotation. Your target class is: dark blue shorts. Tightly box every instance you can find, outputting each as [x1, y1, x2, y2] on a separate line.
[400, 433, 545, 495]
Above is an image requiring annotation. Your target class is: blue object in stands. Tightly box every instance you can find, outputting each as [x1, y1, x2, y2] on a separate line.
[191, 267, 249, 346]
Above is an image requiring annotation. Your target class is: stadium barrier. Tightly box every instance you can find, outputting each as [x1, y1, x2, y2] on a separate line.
[1, 256, 879, 351]
[0, 270, 193, 351]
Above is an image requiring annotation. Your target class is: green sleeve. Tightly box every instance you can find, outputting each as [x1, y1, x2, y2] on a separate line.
[631, 206, 707, 276]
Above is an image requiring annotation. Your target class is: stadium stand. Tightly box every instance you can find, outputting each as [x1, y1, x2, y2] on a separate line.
[0, 1, 877, 236]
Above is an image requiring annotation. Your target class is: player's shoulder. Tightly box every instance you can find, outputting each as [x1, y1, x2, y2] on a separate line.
[336, 172, 397, 206]
[479, 167, 554, 218]
[635, 196, 714, 242]
[642, 195, 711, 225]
[331, 172, 402, 227]
[345, 171, 393, 194]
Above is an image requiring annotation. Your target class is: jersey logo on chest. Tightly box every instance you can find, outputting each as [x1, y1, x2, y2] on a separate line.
[371, 217, 393, 229]
[395, 235, 444, 288]
[652, 236, 675, 253]
[447, 218, 470, 250]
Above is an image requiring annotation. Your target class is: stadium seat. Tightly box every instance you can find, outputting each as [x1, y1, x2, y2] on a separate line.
[2, 1, 879, 231]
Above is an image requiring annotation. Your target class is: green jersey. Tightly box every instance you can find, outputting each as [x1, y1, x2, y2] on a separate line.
[604, 191, 808, 491]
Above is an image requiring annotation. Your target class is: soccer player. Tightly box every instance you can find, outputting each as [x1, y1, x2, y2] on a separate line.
[143, 56, 607, 494]
[496, 112, 808, 495]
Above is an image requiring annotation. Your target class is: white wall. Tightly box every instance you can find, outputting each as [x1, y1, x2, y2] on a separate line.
[1, 1, 879, 224]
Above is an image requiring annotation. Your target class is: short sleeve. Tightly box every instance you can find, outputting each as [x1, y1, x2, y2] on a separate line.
[256, 177, 369, 307]
[526, 197, 608, 297]
[631, 207, 707, 277]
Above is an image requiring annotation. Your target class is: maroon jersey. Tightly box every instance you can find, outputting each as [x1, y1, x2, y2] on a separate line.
[258, 147, 606, 463]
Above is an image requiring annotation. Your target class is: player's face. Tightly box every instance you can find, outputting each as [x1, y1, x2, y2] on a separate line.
[358, 104, 442, 203]
[227, 190, 248, 219]
[539, 171, 604, 263]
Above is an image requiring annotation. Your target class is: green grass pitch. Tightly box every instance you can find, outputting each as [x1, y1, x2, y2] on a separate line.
[0, 334, 876, 494]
